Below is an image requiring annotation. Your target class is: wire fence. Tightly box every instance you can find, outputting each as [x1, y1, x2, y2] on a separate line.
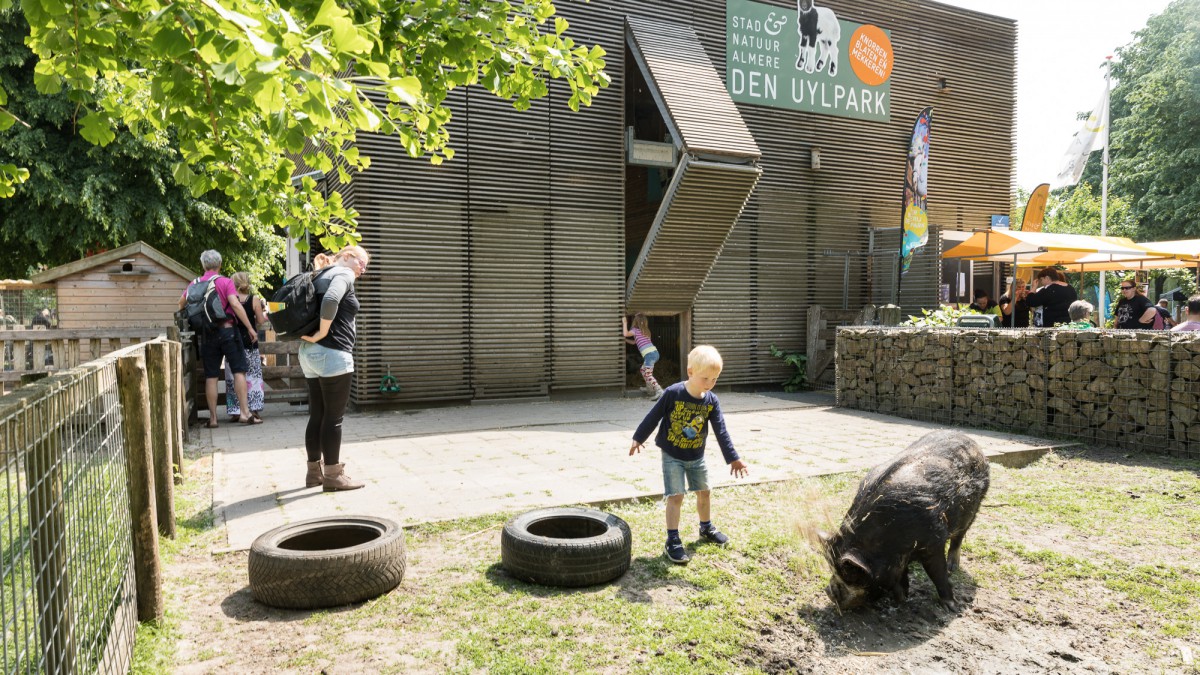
[0, 287, 57, 331]
[0, 334, 176, 674]
[837, 326, 1199, 458]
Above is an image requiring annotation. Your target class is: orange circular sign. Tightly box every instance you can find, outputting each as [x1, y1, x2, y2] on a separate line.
[848, 25, 894, 87]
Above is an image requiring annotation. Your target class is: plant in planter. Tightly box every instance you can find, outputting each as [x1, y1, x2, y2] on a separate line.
[902, 305, 974, 327]
[768, 344, 807, 392]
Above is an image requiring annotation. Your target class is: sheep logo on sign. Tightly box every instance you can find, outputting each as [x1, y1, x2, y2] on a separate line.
[796, 0, 840, 76]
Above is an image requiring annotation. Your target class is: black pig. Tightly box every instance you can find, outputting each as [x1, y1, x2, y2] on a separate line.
[820, 430, 989, 612]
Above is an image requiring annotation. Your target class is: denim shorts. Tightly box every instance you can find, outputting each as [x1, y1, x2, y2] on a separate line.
[662, 454, 710, 496]
[642, 350, 660, 368]
[299, 342, 354, 378]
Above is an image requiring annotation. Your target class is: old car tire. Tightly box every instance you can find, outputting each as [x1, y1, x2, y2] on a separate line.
[501, 507, 632, 587]
[248, 515, 406, 609]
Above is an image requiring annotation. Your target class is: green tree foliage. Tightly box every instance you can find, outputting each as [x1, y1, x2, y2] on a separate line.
[1010, 182, 1136, 237]
[1105, 0, 1200, 239]
[0, 7, 283, 282]
[1042, 182, 1137, 238]
[0, 0, 609, 252]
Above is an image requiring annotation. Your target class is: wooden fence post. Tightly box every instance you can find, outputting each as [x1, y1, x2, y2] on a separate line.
[25, 391, 77, 674]
[167, 341, 185, 484]
[116, 353, 163, 623]
[145, 343, 176, 539]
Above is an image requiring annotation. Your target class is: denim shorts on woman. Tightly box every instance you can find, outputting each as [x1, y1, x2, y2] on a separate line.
[298, 342, 354, 378]
[641, 349, 659, 368]
[661, 454, 710, 496]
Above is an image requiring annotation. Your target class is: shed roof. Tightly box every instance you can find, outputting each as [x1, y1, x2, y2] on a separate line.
[31, 241, 197, 284]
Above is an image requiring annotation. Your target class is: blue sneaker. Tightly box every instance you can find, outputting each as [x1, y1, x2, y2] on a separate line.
[699, 525, 730, 546]
[664, 539, 690, 565]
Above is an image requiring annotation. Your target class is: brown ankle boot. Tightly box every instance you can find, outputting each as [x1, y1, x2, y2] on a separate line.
[305, 460, 324, 488]
[322, 463, 364, 492]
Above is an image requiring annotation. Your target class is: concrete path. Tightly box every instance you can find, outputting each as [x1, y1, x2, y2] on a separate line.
[206, 391, 1067, 551]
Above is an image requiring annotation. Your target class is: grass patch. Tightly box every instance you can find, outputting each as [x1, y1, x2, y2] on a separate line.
[155, 445, 1200, 672]
[132, 446, 220, 673]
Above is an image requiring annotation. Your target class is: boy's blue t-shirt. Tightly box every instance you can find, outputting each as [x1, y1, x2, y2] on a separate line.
[633, 382, 739, 464]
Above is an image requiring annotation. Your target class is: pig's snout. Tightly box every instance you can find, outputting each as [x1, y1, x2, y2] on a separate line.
[825, 579, 867, 611]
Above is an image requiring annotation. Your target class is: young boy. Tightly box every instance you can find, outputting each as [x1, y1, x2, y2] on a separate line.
[629, 345, 750, 565]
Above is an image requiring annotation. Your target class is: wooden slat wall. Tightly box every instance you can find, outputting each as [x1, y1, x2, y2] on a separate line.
[691, 0, 1014, 385]
[467, 92, 552, 399]
[344, 0, 1014, 401]
[351, 89, 472, 404]
[548, 0, 626, 390]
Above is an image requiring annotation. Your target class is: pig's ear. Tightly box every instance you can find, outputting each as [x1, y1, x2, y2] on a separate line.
[837, 551, 872, 584]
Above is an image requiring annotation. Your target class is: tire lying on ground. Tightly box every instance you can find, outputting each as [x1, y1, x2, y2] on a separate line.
[248, 515, 406, 609]
[501, 507, 632, 587]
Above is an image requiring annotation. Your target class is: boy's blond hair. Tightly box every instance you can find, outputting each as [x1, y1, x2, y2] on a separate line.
[688, 345, 723, 373]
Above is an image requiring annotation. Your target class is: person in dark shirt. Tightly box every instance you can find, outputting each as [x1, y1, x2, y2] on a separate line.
[999, 279, 1031, 328]
[1024, 267, 1077, 327]
[630, 345, 749, 565]
[299, 245, 370, 491]
[1114, 280, 1159, 329]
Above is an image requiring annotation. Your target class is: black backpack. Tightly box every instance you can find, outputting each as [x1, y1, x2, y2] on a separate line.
[269, 269, 330, 340]
[184, 275, 228, 333]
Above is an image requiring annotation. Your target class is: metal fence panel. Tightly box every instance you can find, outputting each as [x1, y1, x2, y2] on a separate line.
[0, 351, 139, 673]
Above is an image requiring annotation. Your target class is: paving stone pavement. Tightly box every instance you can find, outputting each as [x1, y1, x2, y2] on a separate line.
[205, 391, 1068, 551]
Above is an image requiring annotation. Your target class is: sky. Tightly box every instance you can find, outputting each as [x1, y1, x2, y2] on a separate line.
[936, 0, 1175, 191]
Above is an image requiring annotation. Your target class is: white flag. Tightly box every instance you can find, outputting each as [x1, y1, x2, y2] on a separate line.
[1052, 87, 1109, 188]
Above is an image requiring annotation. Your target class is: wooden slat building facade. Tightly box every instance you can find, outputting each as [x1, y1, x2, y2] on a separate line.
[338, 0, 1014, 405]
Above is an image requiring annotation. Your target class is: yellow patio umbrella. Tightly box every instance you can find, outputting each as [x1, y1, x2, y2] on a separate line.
[1015, 239, 1200, 273]
[942, 230, 1154, 264]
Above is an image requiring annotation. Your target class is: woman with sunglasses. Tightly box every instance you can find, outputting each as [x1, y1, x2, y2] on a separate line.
[299, 245, 371, 491]
[1114, 279, 1161, 330]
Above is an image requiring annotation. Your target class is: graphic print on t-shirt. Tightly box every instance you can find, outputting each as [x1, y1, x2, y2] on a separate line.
[1115, 304, 1132, 327]
[667, 400, 714, 450]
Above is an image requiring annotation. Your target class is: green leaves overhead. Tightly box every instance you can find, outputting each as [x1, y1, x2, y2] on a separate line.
[6, 0, 610, 250]
[79, 112, 116, 146]
[0, 164, 29, 198]
[1104, 0, 1200, 240]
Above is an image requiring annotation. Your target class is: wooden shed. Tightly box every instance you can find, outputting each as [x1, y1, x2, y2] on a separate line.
[31, 242, 196, 328]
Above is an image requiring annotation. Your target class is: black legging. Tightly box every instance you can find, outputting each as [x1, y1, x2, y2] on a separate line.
[305, 374, 353, 465]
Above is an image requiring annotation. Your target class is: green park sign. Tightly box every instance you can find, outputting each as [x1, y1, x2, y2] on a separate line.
[726, 0, 893, 122]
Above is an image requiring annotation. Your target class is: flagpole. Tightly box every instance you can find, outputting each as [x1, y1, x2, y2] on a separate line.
[1100, 56, 1112, 323]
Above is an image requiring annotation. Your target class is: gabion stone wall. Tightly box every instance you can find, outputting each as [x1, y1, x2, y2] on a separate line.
[837, 328, 1197, 457]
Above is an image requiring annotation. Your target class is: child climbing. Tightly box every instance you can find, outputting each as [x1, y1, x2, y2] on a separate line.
[623, 313, 663, 400]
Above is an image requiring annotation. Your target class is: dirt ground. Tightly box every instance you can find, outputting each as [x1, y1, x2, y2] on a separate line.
[149, 445, 1200, 674]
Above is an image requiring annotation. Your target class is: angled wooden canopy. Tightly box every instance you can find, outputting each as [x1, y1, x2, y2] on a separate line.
[624, 15, 762, 311]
